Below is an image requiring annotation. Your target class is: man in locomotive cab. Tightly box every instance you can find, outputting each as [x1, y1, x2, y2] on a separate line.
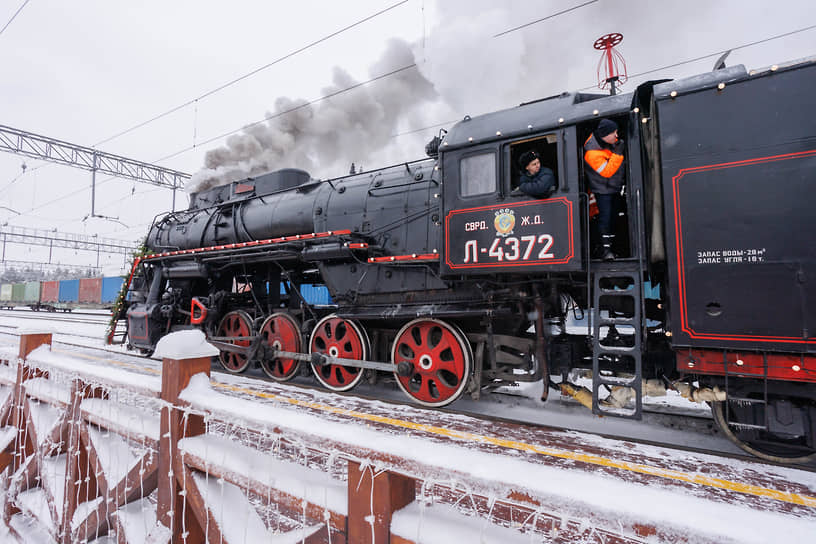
[514, 150, 556, 198]
[584, 119, 625, 261]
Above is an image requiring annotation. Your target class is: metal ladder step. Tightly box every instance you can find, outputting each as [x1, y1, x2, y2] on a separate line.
[591, 266, 643, 420]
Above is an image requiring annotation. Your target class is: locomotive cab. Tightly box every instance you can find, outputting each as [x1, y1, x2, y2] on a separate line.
[440, 123, 584, 276]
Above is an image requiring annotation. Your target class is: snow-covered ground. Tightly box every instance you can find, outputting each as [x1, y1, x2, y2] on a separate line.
[1, 310, 815, 543]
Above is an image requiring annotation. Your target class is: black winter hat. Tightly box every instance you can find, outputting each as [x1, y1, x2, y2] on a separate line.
[596, 119, 618, 138]
[519, 150, 540, 170]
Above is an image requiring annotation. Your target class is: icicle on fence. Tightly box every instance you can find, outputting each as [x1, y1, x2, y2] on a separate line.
[0, 333, 649, 544]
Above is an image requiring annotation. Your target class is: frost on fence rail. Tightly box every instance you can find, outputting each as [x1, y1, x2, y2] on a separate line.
[0, 337, 165, 543]
[175, 406, 346, 542]
[178, 375, 617, 544]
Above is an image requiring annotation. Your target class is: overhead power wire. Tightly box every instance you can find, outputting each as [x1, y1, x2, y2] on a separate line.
[0, 169, 27, 193]
[93, 0, 409, 147]
[0, 0, 29, 38]
[155, 19, 816, 165]
[493, 0, 599, 38]
[394, 23, 816, 138]
[9, 17, 814, 224]
[154, 63, 418, 163]
[151, 2, 607, 164]
[10, 0, 594, 224]
[2, 0, 410, 224]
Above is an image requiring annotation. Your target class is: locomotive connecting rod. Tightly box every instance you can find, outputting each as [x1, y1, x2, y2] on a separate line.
[207, 339, 406, 373]
[272, 348, 401, 373]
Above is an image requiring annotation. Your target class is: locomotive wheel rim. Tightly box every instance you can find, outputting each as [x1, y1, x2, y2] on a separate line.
[215, 310, 253, 374]
[259, 312, 302, 381]
[391, 318, 472, 407]
[309, 314, 368, 391]
[711, 400, 816, 464]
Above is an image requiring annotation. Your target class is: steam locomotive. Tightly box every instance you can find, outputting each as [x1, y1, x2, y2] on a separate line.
[121, 56, 816, 463]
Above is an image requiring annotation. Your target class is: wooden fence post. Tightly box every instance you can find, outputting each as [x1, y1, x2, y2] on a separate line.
[18, 332, 53, 362]
[61, 380, 107, 544]
[158, 354, 210, 544]
[347, 461, 416, 544]
[2, 333, 53, 524]
[12, 333, 52, 472]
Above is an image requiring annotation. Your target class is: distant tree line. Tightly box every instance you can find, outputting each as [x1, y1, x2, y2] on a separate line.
[0, 266, 99, 284]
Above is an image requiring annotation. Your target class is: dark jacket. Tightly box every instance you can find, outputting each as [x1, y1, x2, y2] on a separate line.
[583, 133, 624, 194]
[519, 167, 556, 198]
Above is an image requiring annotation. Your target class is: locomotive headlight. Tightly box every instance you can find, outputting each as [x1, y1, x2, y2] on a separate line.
[670, 91, 677, 98]
[792, 365, 801, 372]
[717, 83, 725, 91]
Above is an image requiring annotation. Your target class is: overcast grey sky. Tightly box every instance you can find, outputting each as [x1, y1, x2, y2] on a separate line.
[0, 0, 813, 273]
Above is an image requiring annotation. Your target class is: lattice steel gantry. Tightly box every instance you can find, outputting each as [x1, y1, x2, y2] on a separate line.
[0, 124, 191, 211]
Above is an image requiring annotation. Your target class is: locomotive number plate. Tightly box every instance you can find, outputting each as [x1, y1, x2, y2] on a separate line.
[443, 197, 579, 274]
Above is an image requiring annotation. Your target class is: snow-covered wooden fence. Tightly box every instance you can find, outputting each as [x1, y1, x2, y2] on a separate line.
[0, 333, 659, 544]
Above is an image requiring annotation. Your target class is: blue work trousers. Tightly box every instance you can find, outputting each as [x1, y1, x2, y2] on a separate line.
[596, 193, 617, 236]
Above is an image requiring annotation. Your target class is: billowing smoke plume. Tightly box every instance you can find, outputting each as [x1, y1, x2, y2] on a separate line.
[187, 39, 436, 193]
[189, 0, 722, 194]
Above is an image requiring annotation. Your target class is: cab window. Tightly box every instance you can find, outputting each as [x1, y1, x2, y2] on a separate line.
[459, 152, 496, 197]
[509, 134, 558, 191]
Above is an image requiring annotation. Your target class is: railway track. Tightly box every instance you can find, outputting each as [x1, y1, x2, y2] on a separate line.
[0, 312, 109, 327]
[0, 324, 110, 342]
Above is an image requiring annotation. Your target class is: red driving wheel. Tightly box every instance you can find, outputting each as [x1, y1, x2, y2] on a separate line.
[309, 314, 368, 391]
[391, 318, 472, 407]
[259, 312, 302, 381]
[215, 310, 253, 373]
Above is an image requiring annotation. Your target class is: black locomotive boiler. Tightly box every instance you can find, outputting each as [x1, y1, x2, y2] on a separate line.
[121, 56, 816, 463]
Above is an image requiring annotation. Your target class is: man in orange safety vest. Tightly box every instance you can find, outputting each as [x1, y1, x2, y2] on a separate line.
[584, 119, 625, 261]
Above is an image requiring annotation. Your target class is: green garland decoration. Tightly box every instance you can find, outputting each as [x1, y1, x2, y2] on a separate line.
[106, 239, 153, 344]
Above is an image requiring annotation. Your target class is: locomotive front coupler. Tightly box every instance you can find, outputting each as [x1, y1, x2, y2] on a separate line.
[268, 347, 401, 373]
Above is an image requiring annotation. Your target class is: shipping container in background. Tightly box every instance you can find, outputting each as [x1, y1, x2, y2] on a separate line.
[101, 277, 125, 303]
[0, 284, 11, 308]
[41, 281, 59, 303]
[10, 284, 25, 303]
[24, 282, 41, 305]
[0, 277, 124, 312]
[79, 278, 102, 304]
[58, 279, 80, 304]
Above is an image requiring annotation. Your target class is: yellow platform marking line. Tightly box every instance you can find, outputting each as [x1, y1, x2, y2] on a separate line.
[56, 350, 816, 509]
[214, 381, 816, 509]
